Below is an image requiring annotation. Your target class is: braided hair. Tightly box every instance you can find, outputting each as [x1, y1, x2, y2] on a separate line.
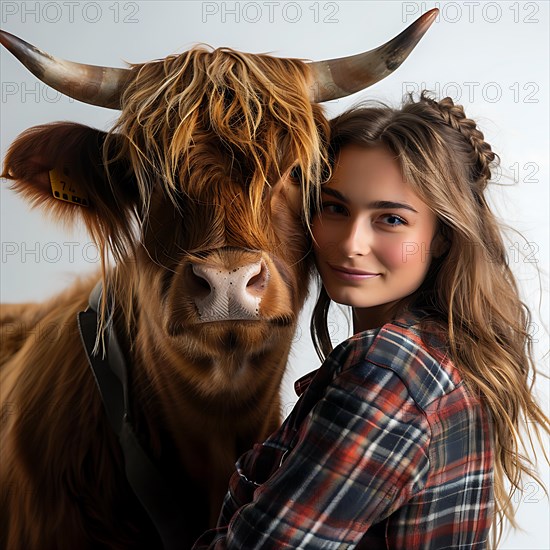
[426, 95, 495, 184]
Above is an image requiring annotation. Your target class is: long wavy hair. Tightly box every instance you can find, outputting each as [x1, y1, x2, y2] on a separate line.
[310, 92, 549, 547]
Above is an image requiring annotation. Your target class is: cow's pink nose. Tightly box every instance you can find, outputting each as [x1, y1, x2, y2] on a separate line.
[190, 260, 269, 322]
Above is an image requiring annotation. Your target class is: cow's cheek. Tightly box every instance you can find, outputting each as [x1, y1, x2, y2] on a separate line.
[273, 178, 301, 218]
[270, 182, 307, 258]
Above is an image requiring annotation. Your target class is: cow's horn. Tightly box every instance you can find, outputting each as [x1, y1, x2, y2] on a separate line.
[1, 9, 438, 109]
[0, 30, 129, 109]
[309, 8, 439, 102]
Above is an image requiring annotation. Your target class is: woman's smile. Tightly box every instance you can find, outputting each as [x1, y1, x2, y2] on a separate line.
[327, 264, 381, 281]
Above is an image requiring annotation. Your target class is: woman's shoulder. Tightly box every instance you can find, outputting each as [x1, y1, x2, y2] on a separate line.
[343, 309, 465, 411]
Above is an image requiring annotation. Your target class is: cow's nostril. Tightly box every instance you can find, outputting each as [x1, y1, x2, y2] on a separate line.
[190, 265, 213, 296]
[194, 273, 212, 291]
[247, 272, 262, 287]
[246, 262, 268, 294]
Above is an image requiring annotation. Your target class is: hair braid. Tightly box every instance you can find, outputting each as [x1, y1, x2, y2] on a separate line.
[420, 93, 497, 188]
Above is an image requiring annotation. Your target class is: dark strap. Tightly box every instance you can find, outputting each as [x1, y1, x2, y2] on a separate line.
[77, 282, 187, 550]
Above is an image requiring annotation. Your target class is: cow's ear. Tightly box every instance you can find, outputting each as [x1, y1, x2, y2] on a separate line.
[2, 122, 139, 256]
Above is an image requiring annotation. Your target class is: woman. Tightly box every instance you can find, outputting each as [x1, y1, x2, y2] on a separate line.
[193, 93, 549, 549]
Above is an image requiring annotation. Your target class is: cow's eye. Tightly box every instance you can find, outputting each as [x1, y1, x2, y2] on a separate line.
[289, 165, 302, 184]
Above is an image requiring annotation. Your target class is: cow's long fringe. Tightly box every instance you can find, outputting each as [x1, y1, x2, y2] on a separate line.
[109, 46, 328, 219]
[102, 46, 329, 335]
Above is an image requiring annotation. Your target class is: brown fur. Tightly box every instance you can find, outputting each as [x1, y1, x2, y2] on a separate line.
[1, 47, 329, 548]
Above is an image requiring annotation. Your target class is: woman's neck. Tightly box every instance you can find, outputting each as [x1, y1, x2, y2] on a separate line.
[352, 299, 411, 333]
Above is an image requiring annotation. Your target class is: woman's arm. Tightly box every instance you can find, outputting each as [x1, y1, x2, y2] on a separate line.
[193, 353, 431, 549]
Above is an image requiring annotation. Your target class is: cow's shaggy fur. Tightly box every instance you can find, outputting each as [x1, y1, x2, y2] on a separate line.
[0, 46, 329, 549]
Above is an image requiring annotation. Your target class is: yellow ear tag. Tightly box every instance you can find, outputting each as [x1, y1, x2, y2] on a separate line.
[49, 167, 89, 207]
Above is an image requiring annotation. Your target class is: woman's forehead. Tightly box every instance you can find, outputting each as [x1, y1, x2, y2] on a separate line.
[330, 146, 403, 189]
[327, 145, 432, 213]
[334, 145, 399, 176]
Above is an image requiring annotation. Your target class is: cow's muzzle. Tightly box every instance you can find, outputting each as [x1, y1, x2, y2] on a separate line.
[190, 259, 269, 322]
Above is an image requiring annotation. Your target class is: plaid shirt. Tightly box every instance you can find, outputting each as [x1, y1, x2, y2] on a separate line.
[192, 311, 494, 549]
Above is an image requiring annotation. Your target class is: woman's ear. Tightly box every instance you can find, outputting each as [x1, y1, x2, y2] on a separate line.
[431, 223, 451, 259]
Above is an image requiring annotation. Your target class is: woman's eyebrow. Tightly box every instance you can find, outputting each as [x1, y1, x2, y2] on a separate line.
[369, 200, 418, 213]
[320, 187, 418, 213]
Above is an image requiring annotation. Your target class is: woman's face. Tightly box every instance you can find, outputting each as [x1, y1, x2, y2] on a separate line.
[312, 145, 440, 329]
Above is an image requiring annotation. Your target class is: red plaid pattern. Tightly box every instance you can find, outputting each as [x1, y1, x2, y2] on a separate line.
[193, 311, 494, 549]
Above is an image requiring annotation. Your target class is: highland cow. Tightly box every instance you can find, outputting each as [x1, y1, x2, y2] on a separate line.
[0, 11, 436, 549]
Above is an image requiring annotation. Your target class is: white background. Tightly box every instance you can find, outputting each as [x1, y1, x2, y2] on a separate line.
[1, 1, 548, 547]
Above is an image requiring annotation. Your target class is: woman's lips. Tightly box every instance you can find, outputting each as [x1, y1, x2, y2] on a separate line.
[328, 264, 381, 281]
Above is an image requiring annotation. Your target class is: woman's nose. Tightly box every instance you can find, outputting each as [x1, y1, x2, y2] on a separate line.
[340, 219, 372, 257]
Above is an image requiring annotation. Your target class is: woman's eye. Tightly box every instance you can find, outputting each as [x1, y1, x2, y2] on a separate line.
[380, 214, 406, 226]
